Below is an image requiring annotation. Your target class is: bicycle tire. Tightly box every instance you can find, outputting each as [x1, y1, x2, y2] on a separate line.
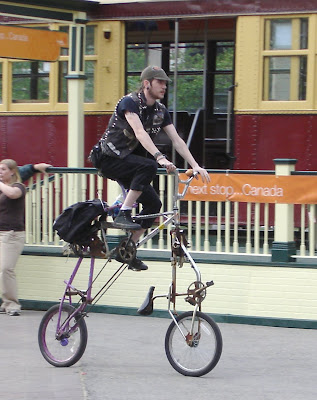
[165, 310, 222, 377]
[38, 304, 88, 367]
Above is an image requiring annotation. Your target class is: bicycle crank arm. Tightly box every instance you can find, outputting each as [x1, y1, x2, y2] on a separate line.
[195, 281, 214, 294]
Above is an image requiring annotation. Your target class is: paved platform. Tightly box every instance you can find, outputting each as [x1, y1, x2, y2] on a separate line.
[1, 310, 317, 400]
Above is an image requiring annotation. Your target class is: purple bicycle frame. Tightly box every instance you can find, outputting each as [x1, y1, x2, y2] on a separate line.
[56, 256, 95, 337]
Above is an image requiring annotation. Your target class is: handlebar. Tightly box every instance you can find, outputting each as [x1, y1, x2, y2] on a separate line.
[180, 168, 198, 183]
[168, 168, 198, 202]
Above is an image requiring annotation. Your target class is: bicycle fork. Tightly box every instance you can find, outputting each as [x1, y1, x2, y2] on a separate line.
[56, 256, 94, 339]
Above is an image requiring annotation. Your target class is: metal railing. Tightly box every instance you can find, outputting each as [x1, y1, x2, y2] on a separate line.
[23, 166, 317, 260]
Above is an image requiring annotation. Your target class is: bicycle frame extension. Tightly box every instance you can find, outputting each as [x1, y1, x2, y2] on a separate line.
[56, 169, 208, 338]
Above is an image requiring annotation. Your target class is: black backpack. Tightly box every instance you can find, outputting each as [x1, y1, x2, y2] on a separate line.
[53, 199, 108, 245]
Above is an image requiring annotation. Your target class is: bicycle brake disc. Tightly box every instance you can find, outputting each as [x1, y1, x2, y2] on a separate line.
[116, 238, 137, 263]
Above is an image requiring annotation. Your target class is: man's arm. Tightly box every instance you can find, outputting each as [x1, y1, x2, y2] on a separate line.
[125, 112, 175, 173]
[163, 124, 210, 182]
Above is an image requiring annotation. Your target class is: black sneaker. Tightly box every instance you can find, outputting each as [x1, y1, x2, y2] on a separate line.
[113, 210, 142, 230]
[128, 257, 148, 271]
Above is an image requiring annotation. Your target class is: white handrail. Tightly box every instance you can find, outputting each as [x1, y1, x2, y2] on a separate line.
[23, 168, 317, 259]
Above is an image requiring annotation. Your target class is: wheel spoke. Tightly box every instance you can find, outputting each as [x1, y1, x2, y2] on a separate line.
[38, 304, 88, 367]
[165, 311, 222, 376]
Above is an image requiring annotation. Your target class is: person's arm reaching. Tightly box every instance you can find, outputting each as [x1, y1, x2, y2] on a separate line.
[163, 124, 210, 183]
[33, 163, 52, 174]
[18, 163, 52, 183]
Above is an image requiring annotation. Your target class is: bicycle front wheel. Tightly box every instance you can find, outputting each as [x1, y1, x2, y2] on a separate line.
[165, 311, 222, 377]
[38, 304, 88, 367]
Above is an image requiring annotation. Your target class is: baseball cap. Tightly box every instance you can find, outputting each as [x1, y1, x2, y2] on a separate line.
[140, 66, 171, 82]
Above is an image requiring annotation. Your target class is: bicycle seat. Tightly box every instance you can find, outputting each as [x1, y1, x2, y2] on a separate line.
[137, 286, 155, 316]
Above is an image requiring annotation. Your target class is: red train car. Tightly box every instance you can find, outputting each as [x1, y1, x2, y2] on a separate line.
[1, 0, 317, 173]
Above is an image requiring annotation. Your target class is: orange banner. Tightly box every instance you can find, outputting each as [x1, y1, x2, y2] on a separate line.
[0, 25, 68, 62]
[179, 174, 317, 204]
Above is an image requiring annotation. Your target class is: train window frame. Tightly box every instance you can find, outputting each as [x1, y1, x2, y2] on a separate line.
[11, 60, 51, 103]
[260, 15, 313, 110]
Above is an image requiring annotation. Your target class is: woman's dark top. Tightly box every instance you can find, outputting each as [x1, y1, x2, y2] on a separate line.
[0, 182, 26, 231]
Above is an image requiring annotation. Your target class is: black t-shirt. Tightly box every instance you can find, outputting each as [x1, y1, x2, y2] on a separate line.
[117, 95, 172, 157]
[118, 96, 172, 127]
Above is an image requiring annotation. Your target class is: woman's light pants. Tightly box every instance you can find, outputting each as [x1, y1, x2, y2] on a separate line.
[0, 231, 25, 312]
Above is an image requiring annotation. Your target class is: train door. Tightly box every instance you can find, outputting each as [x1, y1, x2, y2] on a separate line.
[204, 40, 235, 169]
[125, 18, 236, 169]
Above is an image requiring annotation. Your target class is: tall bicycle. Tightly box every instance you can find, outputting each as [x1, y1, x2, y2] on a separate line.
[38, 169, 222, 377]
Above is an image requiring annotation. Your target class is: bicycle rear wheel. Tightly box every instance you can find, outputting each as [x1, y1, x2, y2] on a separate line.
[38, 304, 88, 367]
[165, 310, 222, 377]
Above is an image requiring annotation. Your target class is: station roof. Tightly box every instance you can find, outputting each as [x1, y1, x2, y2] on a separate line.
[0, 0, 98, 12]
[1, 0, 317, 23]
[89, 0, 317, 21]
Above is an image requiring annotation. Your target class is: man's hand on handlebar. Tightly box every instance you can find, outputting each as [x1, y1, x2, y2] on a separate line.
[191, 166, 211, 183]
[157, 157, 177, 174]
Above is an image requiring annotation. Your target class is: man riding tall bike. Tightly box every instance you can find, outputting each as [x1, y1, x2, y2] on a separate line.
[92, 65, 210, 271]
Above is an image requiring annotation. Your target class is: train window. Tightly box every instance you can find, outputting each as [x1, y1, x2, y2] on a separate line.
[214, 42, 234, 113]
[264, 56, 307, 101]
[169, 43, 204, 112]
[216, 43, 234, 70]
[58, 61, 68, 103]
[265, 18, 308, 50]
[263, 18, 308, 101]
[214, 75, 233, 113]
[168, 75, 204, 112]
[59, 26, 69, 56]
[12, 61, 50, 102]
[170, 43, 204, 71]
[126, 43, 163, 93]
[84, 60, 95, 102]
[269, 19, 292, 50]
[86, 25, 96, 55]
[83, 25, 96, 103]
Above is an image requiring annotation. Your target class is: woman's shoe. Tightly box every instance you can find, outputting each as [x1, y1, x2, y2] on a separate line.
[7, 310, 20, 316]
